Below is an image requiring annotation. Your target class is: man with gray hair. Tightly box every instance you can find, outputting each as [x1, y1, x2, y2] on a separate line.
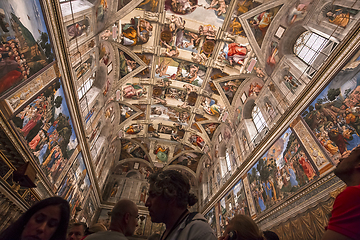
[145, 170, 216, 240]
[86, 199, 138, 240]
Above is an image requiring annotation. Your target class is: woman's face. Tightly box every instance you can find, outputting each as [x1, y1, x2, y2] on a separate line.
[21, 205, 61, 240]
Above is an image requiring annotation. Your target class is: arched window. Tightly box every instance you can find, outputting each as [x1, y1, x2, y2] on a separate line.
[294, 31, 336, 77]
[225, 149, 232, 172]
[77, 72, 95, 99]
[294, 31, 328, 65]
[252, 105, 267, 133]
[220, 158, 227, 178]
[202, 182, 207, 200]
[208, 176, 213, 196]
[230, 146, 237, 169]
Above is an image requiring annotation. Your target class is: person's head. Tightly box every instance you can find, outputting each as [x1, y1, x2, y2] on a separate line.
[67, 222, 86, 240]
[263, 230, 279, 240]
[109, 199, 138, 236]
[219, 214, 263, 240]
[0, 197, 70, 240]
[334, 146, 360, 186]
[145, 170, 198, 223]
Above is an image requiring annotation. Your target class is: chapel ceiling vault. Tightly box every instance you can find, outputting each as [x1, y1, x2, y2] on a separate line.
[55, 0, 360, 202]
[2, 0, 360, 232]
[63, 0, 274, 177]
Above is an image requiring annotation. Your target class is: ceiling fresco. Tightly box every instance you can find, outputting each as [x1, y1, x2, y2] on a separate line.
[2, 0, 360, 235]
[47, 0, 360, 213]
[59, 0, 306, 176]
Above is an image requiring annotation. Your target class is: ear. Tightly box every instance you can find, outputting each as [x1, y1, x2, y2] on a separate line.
[124, 212, 130, 223]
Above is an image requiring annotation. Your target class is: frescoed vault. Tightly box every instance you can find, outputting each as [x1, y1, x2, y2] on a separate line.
[1, 0, 360, 238]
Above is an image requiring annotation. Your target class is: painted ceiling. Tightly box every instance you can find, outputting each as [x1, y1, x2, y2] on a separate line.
[61, 0, 274, 175]
[56, 0, 360, 198]
[1, 0, 360, 232]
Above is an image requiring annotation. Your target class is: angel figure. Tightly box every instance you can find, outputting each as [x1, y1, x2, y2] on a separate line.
[206, 0, 228, 16]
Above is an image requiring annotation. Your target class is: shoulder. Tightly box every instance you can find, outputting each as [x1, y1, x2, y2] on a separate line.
[332, 185, 360, 215]
[191, 213, 207, 222]
[85, 231, 127, 240]
[84, 232, 105, 240]
[336, 185, 360, 201]
[181, 213, 217, 240]
[327, 186, 360, 239]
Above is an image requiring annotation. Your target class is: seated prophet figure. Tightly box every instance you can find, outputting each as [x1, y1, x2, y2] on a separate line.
[67, 20, 89, 41]
[326, 9, 350, 28]
[222, 43, 248, 66]
[202, 97, 222, 116]
[250, 11, 273, 35]
[121, 18, 153, 46]
[125, 124, 143, 134]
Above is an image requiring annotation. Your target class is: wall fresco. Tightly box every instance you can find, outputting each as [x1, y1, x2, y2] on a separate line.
[247, 128, 318, 214]
[0, 0, 54, 96]
[301, 53, 360, 163]
[12, 78, 78, 184]
[57, 152, 91, 217]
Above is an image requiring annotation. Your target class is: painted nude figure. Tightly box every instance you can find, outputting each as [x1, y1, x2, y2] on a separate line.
[156, 59, 171, 77]
[206, 0, 228, 16]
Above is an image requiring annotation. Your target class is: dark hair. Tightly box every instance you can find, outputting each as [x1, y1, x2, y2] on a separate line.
[148, 170, 198, 208]
[263, 230, 279, 240]
[70, 222, 87, 235]
[0, 197, 70, 240]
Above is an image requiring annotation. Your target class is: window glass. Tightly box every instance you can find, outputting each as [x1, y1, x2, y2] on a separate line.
[252, 106, 267, 133]
[77, 73, 95, 100]
[225, 150, 232, 172]
[294, 31, 328, 65]
[220, 159, 227, 177]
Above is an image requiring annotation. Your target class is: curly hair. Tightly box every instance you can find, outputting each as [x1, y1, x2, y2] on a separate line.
[0, 197, 70, 240]
[148, 170, 198, 208]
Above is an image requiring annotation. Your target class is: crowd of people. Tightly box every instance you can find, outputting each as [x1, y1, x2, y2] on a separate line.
[1, 150, 359, 240]
[0, 37, 30, 93]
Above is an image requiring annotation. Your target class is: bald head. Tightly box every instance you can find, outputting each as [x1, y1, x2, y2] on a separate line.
[111, 199, 137, 220]
[110, 199, 138, 236]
